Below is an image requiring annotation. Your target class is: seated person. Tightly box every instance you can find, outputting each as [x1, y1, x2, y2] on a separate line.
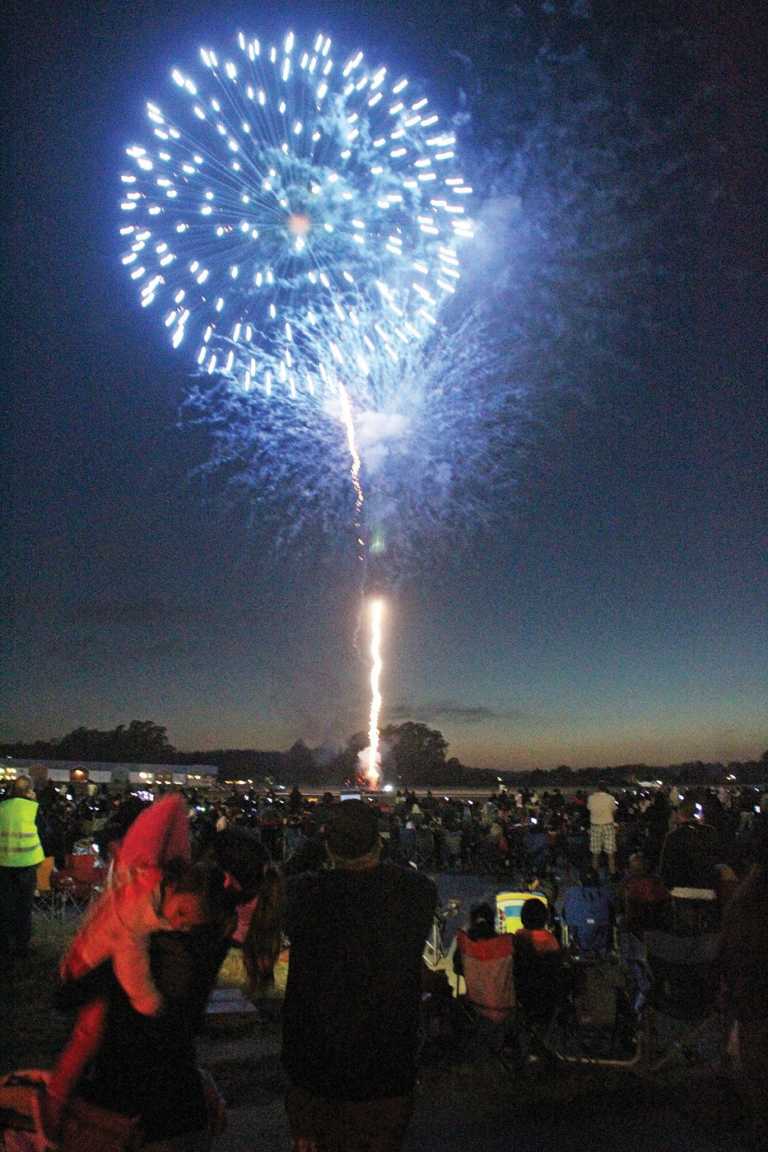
[718, 831, 768, 1147]
[515, 896, 560, 955]
[454, 903, 514, 1024]
[453, 902, 497, 951]
[524, 822, 549, 873]
[621, 852, 670, 937]
[562, 868, 613, 954]
[659, 797, 720, 894]
[525, 870, 558, 912]
[514, 900, 567, 1024]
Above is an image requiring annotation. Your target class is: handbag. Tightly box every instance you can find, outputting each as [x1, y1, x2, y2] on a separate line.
[59, 1095, 143, 1152]
[0, 1071, 142, 1152]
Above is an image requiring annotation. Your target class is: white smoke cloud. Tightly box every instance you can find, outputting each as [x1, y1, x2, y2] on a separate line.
[356, 410, 410, 476]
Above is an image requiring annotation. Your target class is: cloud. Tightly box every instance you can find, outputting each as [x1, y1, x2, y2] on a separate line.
[388, 700, 501, 725]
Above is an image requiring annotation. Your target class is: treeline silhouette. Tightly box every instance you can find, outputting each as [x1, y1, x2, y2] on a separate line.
[2, 721, 767, 789]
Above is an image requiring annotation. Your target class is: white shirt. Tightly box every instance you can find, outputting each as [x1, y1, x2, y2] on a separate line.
[588, 790, 617, 825]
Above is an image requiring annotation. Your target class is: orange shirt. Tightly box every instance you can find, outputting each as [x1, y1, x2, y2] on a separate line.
[515, 927, 560, 954]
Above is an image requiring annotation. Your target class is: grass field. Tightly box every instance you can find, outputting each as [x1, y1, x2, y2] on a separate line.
[0, 920, 75, 1071]
[0, 913, 754, 1152]
[0, 914, 287, 1076]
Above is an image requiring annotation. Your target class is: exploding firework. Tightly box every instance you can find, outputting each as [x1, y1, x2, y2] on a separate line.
[185, 299, 512, 578]
[119, 29, 473, 390]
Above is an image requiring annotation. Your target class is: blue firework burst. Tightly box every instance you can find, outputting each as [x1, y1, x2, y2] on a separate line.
[120, 29, 473, 390]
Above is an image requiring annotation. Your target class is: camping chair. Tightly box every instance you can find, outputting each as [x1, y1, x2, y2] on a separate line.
[56, 854, 106, 911]
[51, 874, 88, 919]
[567, 955, 641, 1062]
[33, 857, 62, 921]
[513, 938, 572, 1062]
[515, 948, 646, 1070]
[642, 928, 722, 1074]
[454, 930, 519, 1065]
[415, 826, 435, 869]
[561, 884, 614, 957]
[399, 825, 417, 864]
[669, 887, 720, 935]
[443, 829, 462, 870]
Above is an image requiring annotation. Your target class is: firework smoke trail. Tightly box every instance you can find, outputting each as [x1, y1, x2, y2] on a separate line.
[211, 300, 512, 577]
[337, 381, 366, 569]
[338, 377, 369, 667]
[367, 598, 384, 788]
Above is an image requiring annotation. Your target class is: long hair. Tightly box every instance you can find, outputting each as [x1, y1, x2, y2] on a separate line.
[212, 828, 285, 995]
[241, 863, 284, 994]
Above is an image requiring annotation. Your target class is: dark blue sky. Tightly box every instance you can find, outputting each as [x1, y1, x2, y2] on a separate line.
[4, 1, 767, 769]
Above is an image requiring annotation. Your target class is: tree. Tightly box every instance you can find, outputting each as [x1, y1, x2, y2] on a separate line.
[54, 721, 174, 763]
[116, 721, 173, 762]
[285, 739, 317, 784]
[379, 722, 448, 786]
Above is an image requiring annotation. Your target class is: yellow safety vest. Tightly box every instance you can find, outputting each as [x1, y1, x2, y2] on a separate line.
[0, 797, 45, 868]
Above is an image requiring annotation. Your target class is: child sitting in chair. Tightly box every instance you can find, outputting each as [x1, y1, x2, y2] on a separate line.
[514, 898, 566, 1026]
[515, 896, 560, 954]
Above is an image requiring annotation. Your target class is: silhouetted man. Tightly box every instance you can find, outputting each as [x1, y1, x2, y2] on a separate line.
[282, 800, 436, 1152]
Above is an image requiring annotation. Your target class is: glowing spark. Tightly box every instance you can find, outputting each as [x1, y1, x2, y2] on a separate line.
[367, 598, 384, 789]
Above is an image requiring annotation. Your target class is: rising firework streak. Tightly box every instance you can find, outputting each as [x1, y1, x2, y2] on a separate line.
[367, 598, 384, 789]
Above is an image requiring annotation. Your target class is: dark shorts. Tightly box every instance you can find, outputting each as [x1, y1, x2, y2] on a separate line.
[285, 1084, 414, 1152]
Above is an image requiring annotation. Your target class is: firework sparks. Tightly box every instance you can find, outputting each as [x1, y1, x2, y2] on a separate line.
[337, 380, 366, 566]
[120, 31, 483, 778]
[120, 28, 473, 392]
[195, 301, 508, 577]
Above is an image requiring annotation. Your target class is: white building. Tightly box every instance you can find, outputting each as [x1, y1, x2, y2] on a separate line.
[1, 757, 219, 789]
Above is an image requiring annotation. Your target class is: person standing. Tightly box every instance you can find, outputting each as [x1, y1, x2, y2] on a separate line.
[0, 774, 45, 960]
[282, 800, 437, 1152]
[659, 796, 720, 892]
[718, 831, 768, 1148]
[587, 782, 618, 875]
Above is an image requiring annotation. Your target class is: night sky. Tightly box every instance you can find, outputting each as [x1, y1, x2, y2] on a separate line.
[4, 1, 767, 770]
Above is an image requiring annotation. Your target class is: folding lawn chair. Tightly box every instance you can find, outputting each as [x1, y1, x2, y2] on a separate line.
[53, 853, 106, 917]
[33, 857, 62, 921]
[561, 884, 614, 956]
[642, 928, 722, 1075]
[453, 930, 519, 1065]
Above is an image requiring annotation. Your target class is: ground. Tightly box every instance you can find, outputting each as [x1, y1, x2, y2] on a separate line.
[0, 886, 756, 1152]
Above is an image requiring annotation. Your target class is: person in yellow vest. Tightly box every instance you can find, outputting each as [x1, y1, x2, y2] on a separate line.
[0, 774, 45, 959]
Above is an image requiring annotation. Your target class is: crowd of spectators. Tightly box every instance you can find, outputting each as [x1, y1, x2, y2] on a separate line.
[184, 779, 767, 884]
[12, 775, 768, 897]
[1, 769, 768, 1147]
